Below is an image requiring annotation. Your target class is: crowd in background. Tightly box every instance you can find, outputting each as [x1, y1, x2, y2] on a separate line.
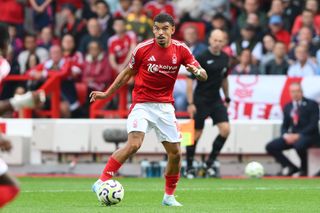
[0, 0, 320, 118]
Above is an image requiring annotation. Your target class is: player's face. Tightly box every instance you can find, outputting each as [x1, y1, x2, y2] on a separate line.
[153, 22, 175, 47]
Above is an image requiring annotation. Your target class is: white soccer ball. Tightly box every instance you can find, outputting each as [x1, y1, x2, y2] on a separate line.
[97, 180, 124, 206]
[245, 161, 264, 178]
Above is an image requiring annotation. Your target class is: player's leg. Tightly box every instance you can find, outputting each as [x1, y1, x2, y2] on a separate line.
[0, 159, 20, 208]
[185, 103, 207, 178]
[92, 104, 149, 194]
[161, 142, 182, 206]
[265, 138, 298, 176]
[205, 102, 230, 177]
[99, 131, 145, 180]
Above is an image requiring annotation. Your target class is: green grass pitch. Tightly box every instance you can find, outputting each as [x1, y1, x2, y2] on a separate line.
[2, 177, 320, 213]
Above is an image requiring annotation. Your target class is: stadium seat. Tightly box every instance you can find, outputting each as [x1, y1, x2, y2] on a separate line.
[75, 83, 88, 106]
[102, 129, 128, 150]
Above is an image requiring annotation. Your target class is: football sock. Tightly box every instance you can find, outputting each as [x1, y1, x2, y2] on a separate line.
[99, 156, 122, 181]
[186, 140, 198, 170]
[165, 173, 180, 195]
[0, 185, 19, 208]
[206, 135, 227, 167]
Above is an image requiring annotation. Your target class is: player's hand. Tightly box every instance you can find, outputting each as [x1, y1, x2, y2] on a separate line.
[89, 91, 108, 102]
[187, 104, 196, 119]
[0, 139, 12, 152]
[186, 64, 198, 75]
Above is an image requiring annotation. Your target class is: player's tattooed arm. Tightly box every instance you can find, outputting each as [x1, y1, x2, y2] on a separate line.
[89, 66, 136, 102]
[186, 64, 208, 81]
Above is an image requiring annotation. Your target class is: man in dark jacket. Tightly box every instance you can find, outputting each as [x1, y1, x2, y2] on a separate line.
[266, 82, 320, 176]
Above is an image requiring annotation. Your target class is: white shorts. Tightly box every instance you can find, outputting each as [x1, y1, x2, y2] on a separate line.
[0, 158, 8, 176]
[127, 103, 181, 143]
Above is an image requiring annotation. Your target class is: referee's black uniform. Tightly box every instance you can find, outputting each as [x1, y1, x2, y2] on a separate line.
[189, 49, 229, 129]
[186, 48, 230, 175]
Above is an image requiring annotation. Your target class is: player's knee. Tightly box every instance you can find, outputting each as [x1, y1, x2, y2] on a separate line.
[219, 125, 230, 138]
[168, 149, 181, 162]
[265, 142, 275, 153]
[127, 142, 141, 154]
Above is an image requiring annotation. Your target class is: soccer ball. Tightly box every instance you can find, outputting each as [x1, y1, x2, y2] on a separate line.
[97, 180, 124, 206]
[245, 161, 264, 178]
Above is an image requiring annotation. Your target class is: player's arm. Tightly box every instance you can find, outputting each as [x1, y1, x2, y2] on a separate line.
[222, 78, 231, 106]
[89, 66, 136, 102]
[186, 64, 207, 81]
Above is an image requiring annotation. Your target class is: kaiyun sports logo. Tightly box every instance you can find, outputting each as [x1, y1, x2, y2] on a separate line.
[147, 63, 178, 74]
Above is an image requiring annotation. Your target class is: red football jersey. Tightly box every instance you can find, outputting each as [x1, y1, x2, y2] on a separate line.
[108, 31, 137, 64]
[129, 39, 199, 103]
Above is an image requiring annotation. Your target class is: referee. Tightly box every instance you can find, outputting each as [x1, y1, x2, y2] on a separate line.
[186, 29, 231, 179]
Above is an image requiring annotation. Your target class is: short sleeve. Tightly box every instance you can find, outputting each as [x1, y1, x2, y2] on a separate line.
[181, 44, 200, 68]
[128, 45, 142, 71]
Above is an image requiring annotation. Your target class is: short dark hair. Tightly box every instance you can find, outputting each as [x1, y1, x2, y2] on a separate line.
[154, 13, 175, 26]
[95, 0, 110, 10]
[0, 23, 9, 51]
[113, 16, 126, 23]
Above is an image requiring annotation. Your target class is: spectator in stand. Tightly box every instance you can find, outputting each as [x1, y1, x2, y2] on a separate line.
[231, 24, 262, 64]
[186, 0, 230, 22]
[29, 0, 54, 32]
[268, 15, 291, 49]
[182, 25, 207, 57]
[82, 40, 114, 115]
[263, 41, 289, 75]
[231, 49, 260, 75]
[37, 27, 60, 51]
[60, 4, 86, 45]
[27, 45, 81, 118]
[173, 24, 207, 111]
[83, 40, 113, 93]
[114, 0, 132, 18]
[8, 25, 23, 57]
[95, 0, 115, 36]
[282, 0, 302, 31]
[207, 13, 230, 40]
[82, 0, 99, 21]
[260, 34, 276, 71]
[79, 18, 109, 54]
[266, 82, 320, 176]
[291, 1, 320, 36]
[61, 34, 83, 80]
[267, 0, 290, 31]
[237, 0, 267, 30]
[108, 17, 137, 74]
[246, 12, 264, 40]
[144, 0, 176, 20]
[287, 44, 318, 77]
[18, 34, 49, 74]
[289, 27, 318, 61]
[125, 0, 153, 43]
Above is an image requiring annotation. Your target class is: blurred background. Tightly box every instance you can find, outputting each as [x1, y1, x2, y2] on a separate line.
[0, 0, 320, 177]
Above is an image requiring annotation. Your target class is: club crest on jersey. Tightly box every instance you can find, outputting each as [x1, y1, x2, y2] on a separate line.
[172, 54, 177, 64]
